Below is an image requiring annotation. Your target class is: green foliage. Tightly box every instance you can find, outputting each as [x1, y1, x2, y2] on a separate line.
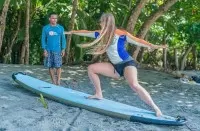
[1, 0, 200, 69]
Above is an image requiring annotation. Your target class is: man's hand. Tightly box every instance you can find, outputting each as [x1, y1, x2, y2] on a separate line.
[43, 50, 48, 57]
[61, 50, 65, 57]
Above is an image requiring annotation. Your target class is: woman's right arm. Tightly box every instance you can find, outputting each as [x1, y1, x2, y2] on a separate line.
[65, 30, 100, 38]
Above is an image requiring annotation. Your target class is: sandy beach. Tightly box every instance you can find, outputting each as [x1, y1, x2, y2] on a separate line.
[0, 64, 200, 131]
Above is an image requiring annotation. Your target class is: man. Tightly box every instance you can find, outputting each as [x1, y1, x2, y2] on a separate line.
[41, 12, 66, 85]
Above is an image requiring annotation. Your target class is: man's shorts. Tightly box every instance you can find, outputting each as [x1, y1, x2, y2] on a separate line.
[44, 51, 62, 68]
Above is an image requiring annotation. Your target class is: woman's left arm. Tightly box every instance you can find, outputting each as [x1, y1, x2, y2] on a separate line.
[126, 32, 167, 49]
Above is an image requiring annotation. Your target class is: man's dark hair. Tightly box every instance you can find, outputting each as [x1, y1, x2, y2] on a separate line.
[49, 12, 57, 18]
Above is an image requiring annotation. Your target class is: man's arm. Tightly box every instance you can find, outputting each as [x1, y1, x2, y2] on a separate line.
[41, 26, 47, 50]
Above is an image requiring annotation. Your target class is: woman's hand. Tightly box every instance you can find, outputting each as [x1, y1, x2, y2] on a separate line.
[151, 44, 168, 49]
[148, 44, 168, 52]
[162, 44, 168, 49]
[64, 31, 72, 34]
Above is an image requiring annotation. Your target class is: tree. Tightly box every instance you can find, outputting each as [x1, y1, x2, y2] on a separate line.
[126, 0, 148, 33]
[3, 11, 21, 63]
[133, 0, 179, 60]
[65, 0, 78, 64]
[20, 0, 30, 64]
[0, 0, 11, 53]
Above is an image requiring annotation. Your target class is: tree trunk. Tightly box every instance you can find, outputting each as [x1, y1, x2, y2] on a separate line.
[121, 0, 132, 27]
[126, 0, 148, 33]
[0, 0, 11, 53]
[125, 0, 148, 56]
[137, 33, 150, 62]
[20, 0, 30, 64]
[24, 0, 30, 64]
[192, 45, 197, 70]
[163, 48, 167, 70]
[180, 45, 193, 71]
[174, 48, 179, 70]
[137, 47, 145, 62]
[133, 0, 179, 59]
[20, 44, 26, 64]
[162, 35, 167, 70]
[65, 0, 78, 64]
[149, 49, 159, 67]
[3, 11, 21, 63]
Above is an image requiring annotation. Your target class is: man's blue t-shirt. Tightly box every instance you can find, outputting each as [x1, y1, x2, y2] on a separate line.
[41, 24, 66, 52]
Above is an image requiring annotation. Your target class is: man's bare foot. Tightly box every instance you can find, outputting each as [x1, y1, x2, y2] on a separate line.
[52, 81, 56, 85]
[51, 78, 57, 85]
[86, 94, 103, 100]
[56, 81, 60, 86]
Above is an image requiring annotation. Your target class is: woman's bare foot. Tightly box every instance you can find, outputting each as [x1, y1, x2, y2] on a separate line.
[87, 94, 103, 100]
[155, 108, 162, 117]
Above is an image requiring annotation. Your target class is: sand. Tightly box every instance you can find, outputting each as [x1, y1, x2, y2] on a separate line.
[0, 64, 200, 131]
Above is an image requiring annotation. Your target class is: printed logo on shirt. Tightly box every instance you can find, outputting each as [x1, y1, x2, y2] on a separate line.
[49, 31, 58, 36]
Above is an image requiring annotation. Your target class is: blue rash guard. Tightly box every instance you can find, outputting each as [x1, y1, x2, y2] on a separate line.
[42, 24, 66, 52]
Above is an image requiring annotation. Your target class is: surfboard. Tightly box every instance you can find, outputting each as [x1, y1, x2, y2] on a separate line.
[12, 72, 186, 126]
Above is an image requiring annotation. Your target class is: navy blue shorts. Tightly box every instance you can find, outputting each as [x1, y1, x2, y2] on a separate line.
[44, 51, 62, 68]
[113, 60, 138, 77]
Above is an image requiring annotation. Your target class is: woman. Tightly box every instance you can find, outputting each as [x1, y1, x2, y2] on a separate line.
[65, 13, 166, 117]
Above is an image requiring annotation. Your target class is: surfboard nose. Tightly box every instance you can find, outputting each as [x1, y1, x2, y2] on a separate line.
[12, 72, 26, 80]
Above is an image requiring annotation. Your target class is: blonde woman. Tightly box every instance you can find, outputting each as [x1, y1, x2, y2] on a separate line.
[65, 13, 166, 117]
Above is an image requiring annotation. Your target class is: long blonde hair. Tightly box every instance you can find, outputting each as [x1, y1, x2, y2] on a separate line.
[78, 13, 116, 55]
